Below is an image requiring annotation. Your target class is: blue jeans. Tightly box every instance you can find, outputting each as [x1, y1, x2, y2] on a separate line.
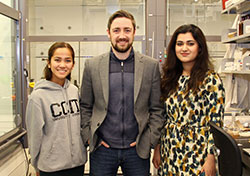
[90, 145, 150, 176]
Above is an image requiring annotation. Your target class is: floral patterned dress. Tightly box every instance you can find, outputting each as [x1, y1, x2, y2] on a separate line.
[159, 71, 225, 176]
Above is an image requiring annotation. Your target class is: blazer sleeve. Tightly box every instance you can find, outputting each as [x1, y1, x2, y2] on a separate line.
[148, 61, 165, 148]
[80, 59, 94, 145]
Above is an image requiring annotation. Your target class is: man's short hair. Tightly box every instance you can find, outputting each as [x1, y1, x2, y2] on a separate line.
[107, 10, 136, 31]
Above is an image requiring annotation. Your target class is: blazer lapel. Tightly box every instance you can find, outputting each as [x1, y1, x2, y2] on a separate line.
[99, 53, 109, 105]
[134, 52, 144, 103]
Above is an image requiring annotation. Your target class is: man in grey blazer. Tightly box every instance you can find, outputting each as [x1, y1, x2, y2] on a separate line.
[80, 10, 164, 176]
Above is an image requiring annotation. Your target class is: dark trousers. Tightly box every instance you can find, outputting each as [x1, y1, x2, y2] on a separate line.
[90, 145, 150, 176]
[39, 165, 84, 176]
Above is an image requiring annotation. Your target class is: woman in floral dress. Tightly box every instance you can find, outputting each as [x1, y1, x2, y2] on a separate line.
[152, 24, 225, 176]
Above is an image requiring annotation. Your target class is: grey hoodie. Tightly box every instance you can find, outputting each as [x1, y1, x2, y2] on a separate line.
[25, 79, 86, 172]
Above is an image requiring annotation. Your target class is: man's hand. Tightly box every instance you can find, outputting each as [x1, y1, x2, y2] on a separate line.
[101, 141, 110, 148]
[130, 142, 136, 147]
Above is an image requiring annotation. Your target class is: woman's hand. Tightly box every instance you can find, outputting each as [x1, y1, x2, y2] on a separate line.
[152, 144, 161, 169]
[201, 154, 216, 176]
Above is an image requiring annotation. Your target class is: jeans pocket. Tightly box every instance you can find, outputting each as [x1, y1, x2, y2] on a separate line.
[93, 142, 103, 152]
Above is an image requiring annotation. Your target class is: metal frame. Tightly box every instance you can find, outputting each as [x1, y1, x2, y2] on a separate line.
[146, 0, 167, 59]
[28, 35, 145, 42]
[0, 2, 19, 20]
[27, 35, 146, 55]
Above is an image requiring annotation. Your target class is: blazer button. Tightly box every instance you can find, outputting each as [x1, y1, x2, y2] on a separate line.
[97, 123, 100, 126]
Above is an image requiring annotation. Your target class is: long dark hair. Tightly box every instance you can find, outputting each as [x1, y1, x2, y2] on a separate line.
[44, 42, 75, 81]
[161, 24, 213, 101]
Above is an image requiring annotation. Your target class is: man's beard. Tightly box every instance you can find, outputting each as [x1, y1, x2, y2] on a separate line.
[111, 39, 133, 53]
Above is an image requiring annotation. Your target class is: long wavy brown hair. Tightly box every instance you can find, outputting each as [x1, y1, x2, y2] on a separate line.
[161, 24, 213, 101]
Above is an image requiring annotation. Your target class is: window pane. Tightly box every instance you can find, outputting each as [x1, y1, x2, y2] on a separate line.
[28, 0, 145, 35]
[0, 14, 17, 136]
[168, 0, 236, 35]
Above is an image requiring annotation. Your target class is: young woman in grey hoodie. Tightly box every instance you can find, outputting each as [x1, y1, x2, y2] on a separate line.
[25, 42, 87, 176]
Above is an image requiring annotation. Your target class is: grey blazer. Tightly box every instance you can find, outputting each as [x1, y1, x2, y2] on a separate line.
[80, 51, 164, 159]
